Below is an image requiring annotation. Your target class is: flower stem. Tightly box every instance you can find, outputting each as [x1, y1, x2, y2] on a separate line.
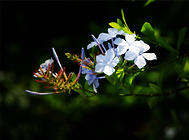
[91, 34, 104, 55]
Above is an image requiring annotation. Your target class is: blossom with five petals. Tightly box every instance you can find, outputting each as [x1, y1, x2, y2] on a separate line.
[124, 40, 157, 69]
[114, 33, 136, 55]
[95, 48, 120, 76]
[84, 70, 99, 93]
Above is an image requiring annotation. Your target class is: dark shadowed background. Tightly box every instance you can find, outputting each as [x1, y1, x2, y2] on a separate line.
[1, 0, 189, 140]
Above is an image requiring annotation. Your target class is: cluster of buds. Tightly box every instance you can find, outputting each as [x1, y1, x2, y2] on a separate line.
[25, 48, 83, 95]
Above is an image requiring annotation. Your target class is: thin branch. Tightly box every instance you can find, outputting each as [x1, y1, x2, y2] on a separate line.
[119, 86, 189, 97]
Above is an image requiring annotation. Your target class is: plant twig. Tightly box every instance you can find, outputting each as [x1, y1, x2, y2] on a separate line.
[119, 86, 189, 97]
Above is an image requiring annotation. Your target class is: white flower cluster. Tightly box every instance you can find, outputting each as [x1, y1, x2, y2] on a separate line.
[87, 28, 157, 76]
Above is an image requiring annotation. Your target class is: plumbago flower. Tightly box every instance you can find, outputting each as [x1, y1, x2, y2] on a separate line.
[114, 33, 157, 69]
[95, 48, 119, 76]
[124, 40, 157, 69]
[114, 34, 136, 55]
[87, 28, 125, 50]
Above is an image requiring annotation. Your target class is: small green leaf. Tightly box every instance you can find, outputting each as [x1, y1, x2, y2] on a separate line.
[177, 27, 188, 50]
[125, 72, 140, 86]
[115, 68, 125, 81]
[70, 72, 76, 81]
[117, 18, 123, 26]
[144, 0, 155, 7]
[121, 9, 133, 34]
[121, 9, 127, 27]
[122, 26, 133, 34]
[141, 22, 155, 40]
[109, 22, 122, 30]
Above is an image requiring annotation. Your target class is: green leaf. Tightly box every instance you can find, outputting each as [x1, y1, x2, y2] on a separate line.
[141, 22, 155, 40]
[121, 9, 133, 34]
[109, 22, 122, 30]
[117, 18, 123, 26]
[84, 81, 94, 92]
[125, 72, 140, 86]
[177, 27, 188, 50]
[70, 72, 77, 82]
[122, 27, 133, 34]
[121, 9, 127, 27]
[141, 22, 178, 53]
[144, 0, 155, 7]
[115, 68, 125, 81]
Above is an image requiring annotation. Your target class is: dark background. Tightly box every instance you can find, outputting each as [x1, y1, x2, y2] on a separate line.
[1, 0, 189, 140]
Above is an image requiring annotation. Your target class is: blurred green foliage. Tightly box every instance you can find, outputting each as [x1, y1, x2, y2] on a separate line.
[1, 0, 189, 140]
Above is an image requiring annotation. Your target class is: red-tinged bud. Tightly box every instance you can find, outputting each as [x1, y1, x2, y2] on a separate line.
[67, 72, 72, 81]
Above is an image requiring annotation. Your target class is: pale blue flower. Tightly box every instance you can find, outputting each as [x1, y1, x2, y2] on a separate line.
[85, 71, 105, 93]
[95, 48, 119, 76]
[98, 28, 125, 42]
[40, 58, 54, 72]
[80, 49, 104, 93]
[87, 41, 98, 50]
[81, 59, 92, 74]
[82, 65, 104, 93]
[33, 58, 54, 77]
[124, 40, 157, 69]
[114, 33, 136, 55]
[85, 70, 99, 93]
[87, 28, 125, 50]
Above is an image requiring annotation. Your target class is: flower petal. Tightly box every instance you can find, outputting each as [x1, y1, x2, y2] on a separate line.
[124, 48, 139, 60]
[98, 33, 110, 42]
[108, 43, 112, 49]
[85, 74, 96, 85]
[87, 41, 97, 49]
[108, 28, 118, 37]
[93, 84, 98, 93]
[114, 38, 128, 46]
[125, 34, 136, 44]
[134, 55, 146, 69]
[93, 79, 99, 88]
[40, 58, 54, 72]
[96, 54, 104, 63]
[142, 53, 157, 60]
[132, 40, 150, 53]
[82, 67, 89, 74]
[117, 30, 125, 35]
[95, 63, 104, 73]
[116, 45, 128, 55]
[105, 48, 115, 62]
[111, 57, 120, 67]
[103, 65, 115, 76]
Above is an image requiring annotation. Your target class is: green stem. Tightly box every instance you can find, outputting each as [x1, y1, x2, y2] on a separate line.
[128, 64, 135, 69]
